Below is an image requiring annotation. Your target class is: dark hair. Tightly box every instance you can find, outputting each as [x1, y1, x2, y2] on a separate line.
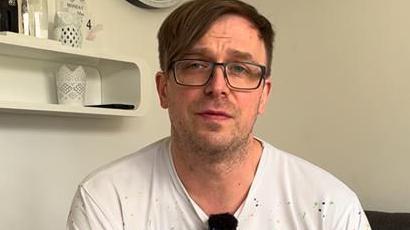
[157, 0, 275, 76]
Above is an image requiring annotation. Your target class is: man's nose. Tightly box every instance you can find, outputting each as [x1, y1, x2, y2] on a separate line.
[204, 65, 230, 95]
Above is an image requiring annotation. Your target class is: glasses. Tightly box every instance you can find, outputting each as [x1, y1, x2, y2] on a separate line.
[171, 59, 266, 90]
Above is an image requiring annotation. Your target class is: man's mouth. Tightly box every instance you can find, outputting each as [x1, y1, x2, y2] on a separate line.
[196, 110, 233, 120]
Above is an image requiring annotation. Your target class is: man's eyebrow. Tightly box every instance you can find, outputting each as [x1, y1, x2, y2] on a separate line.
[183, 47, 211, 57]
[182, 48, 255, 62]
[226, 49, 254, 61]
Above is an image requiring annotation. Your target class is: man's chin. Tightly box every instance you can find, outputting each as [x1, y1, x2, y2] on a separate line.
[192, 131, 237, 152]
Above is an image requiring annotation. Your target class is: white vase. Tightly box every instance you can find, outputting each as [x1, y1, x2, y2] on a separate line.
[56, 65, 86, 106]
[53, 11, 82, 47]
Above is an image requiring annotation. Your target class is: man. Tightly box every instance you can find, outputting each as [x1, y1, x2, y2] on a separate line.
[67, 0, 371, 229]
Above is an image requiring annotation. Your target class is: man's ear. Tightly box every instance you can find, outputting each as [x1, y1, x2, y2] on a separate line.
[155, 71, 169, 109]
[258, 78, 272, 114]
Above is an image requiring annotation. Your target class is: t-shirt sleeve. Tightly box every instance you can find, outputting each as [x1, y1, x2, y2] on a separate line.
[340, 196, 372, 230]
[354, 202, 372, 230]
[66, 185, 121, 230]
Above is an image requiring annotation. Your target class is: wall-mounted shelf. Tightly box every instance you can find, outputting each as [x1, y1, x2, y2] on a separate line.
[0, 32, 149, 117]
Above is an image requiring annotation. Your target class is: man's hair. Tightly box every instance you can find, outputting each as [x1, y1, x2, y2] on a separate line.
[157, 0, 275, 76]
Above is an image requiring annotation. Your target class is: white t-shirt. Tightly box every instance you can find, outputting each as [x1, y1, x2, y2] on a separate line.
[67, 137, 371, 230]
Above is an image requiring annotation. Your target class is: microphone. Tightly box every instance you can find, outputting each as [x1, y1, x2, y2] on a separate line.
[208, 213, 238, 230]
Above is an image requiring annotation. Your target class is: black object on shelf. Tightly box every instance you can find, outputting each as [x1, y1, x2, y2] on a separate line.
[0, 0, 18, 33]
[85, 104, 136, 110]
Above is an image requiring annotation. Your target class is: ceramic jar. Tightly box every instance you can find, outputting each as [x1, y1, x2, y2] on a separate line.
[56, 65, 86, 105]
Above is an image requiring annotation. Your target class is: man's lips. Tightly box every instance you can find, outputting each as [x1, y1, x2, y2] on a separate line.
[196, 110, 233, 120]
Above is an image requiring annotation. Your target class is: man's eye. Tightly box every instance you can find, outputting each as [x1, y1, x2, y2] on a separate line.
[190, 63, 205, 69]
[229, 64, 248, 74]
[183, 61, 208, 70]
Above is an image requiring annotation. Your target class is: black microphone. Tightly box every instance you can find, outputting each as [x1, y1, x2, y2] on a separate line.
[208, 213, 238, 230]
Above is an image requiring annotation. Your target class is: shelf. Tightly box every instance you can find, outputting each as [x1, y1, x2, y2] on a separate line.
[0, 32, 149, 117]
[0, 101, 138, 117]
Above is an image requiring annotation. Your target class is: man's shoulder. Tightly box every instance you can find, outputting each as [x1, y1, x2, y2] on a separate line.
[79, 137, 170, 191]
[261, 141, 358, 200]
[245, 140, 368, 229]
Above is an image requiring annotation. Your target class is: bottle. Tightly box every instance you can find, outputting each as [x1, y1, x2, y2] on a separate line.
[21, 0, 30, 35]
[29, 0, 48, 38]
[0, 0, 19, 33]
[20, 0, 48, 38]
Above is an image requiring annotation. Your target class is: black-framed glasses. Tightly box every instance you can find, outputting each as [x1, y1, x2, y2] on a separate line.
[171, 59, 266, 90]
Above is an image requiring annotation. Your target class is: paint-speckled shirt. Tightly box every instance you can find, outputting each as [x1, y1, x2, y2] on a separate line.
[67, 137, 371, 230]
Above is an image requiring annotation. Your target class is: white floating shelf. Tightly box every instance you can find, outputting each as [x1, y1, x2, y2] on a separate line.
[0, 32, 149, 117]
[0, 101, 138, 117]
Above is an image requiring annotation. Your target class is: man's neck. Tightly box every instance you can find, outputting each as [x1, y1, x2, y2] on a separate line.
[171, 137, 263, 215]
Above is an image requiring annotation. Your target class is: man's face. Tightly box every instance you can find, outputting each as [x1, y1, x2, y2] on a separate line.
[156, 14, 271, 155]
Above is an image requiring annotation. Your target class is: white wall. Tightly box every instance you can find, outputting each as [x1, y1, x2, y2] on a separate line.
[0, 0, 409, 229]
